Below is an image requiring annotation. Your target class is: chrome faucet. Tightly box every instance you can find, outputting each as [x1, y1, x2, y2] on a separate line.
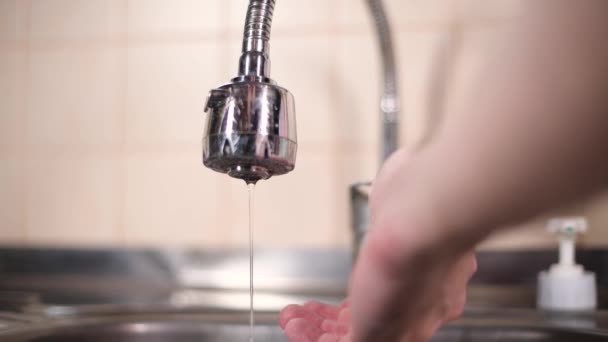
[367, 0, 400, 162]
[203, 0, 297, 184]
[202, 0, 400, 258]
[202, 0, 401, 185]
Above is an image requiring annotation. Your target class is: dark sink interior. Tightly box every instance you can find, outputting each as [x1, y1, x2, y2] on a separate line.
[434, 325, 608, 342]
[27, 321, 286, 342]
[4, 316, 608, 342]
[3, 248, 608, 341]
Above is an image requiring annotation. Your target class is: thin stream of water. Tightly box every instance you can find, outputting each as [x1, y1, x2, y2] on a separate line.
[247, 183, 256, 342]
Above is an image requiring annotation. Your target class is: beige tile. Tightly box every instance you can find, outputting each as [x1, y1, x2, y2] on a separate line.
[224, 39, 241, 77]
[222, 146, 337, 248]
[124, 153, 225, 247]
[478, 219, 554, 251]
[30, 0, 124, 41]
[332, 32, 381, 150]
[216, 177, 248, 248]
[13, 0, 30, 41]
[0, 47, 22, 147]
[387, 0, 457, 30]
[333, 0, 372, 31]
[0, 157, 25, 243]
[128, 0, 221, 36]
[126, 42, 223, 148]
[396, 30, 447, 147]
[0, 0, 17, 41]
[0, 0, 28, 41]
[332, 146, 379, 247]
[227, 0, 331, 35]
[336, 0, 458, 31]
[455, 0, 525, 23]
[25, 156, 121, 246]
[27, 46, 123, 146]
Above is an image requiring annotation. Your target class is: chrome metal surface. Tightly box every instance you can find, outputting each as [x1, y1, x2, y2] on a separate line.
[3, 248, 608, 339]
[203, 0, 297, 183]
[0, 248, 351, 315]
[367, 0, 400, 162]
[239, 0, 274, 77]
[350, 182, 371, 260]
[348, 0, 400, 260]
[0, 313, 287, 342]
[203, 82, 297, 183]
[6, 245, 608, 331]
[4, 310, 608, 341]
[351, 1, 461, 261]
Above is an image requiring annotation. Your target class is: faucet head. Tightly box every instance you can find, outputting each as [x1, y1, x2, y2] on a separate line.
[203, 77, 297, 184]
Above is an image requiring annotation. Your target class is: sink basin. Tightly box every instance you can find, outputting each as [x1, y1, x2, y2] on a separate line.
[435, 324, 608, 342]
[15, 320, 285, 342]
[0, 313, 285, 342]
[3, 311, 608, 342]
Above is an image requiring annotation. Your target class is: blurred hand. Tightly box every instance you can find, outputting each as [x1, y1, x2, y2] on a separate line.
[280, 149, 478, 342]
[279, 252, 475, 342]
[280, 300, 351, 342]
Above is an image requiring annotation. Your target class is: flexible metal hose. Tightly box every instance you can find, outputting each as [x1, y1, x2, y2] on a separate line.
[243, 0, 274, 53]
[366, 0, 400, 162]
[239, 0, 275, 77]
[238, 0, 399, 160]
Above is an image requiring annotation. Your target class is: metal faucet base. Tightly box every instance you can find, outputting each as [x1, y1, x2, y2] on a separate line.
[203, 133, 296, 183]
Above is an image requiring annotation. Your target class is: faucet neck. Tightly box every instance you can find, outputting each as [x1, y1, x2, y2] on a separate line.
[238, 0, 275, 78]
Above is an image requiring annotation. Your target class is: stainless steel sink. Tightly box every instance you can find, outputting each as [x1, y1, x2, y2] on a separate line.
[435, 322, 608, 342]
[4, 248, 608, 341]
[3, 310, 608, 342]
[0, 313, 286, 342]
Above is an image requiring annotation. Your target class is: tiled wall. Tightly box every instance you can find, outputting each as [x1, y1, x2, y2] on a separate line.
[0, 0, 606, 249]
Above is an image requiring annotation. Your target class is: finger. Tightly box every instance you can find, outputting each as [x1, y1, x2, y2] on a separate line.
[369, 148, 413, 213]
[442, 281, 467, 321]
[469, 252, 478, 275]
[406, 315, 443, 342]
[442, 252, 477, 321]
[321, 319, 349, 336]
[318, 333, 340, 342]
[337, 307, 351, 326]
[303, 301, 342, 320]
[349, 229, 408, 341]
[319, 334, 346, 342]
[457, 251, 478, 278]
[284, 317, 324, 342]
[445, 288, 467, 321]
[280, 304, 324, 330]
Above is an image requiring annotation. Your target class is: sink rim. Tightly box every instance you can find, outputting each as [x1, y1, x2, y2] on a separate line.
[0, 311, 278, 340]
[4, 309, 608, 340]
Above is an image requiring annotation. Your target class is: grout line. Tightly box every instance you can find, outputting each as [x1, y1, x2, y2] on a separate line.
[217, 0, 236, 247]
[3, 18, 508, 52]
[20, 0, 32, 245]
[219, 0, 234, 43]
[327, 0, 345, 248]
[1, 141, 363, 158]
[116, 0, 129, 247]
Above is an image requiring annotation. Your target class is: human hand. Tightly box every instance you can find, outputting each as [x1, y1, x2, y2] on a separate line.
[349, 149, 478, 341]
[280, 149, 478, 342]
[278, 252, 475, 342]
[280, 300, 351, 342]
